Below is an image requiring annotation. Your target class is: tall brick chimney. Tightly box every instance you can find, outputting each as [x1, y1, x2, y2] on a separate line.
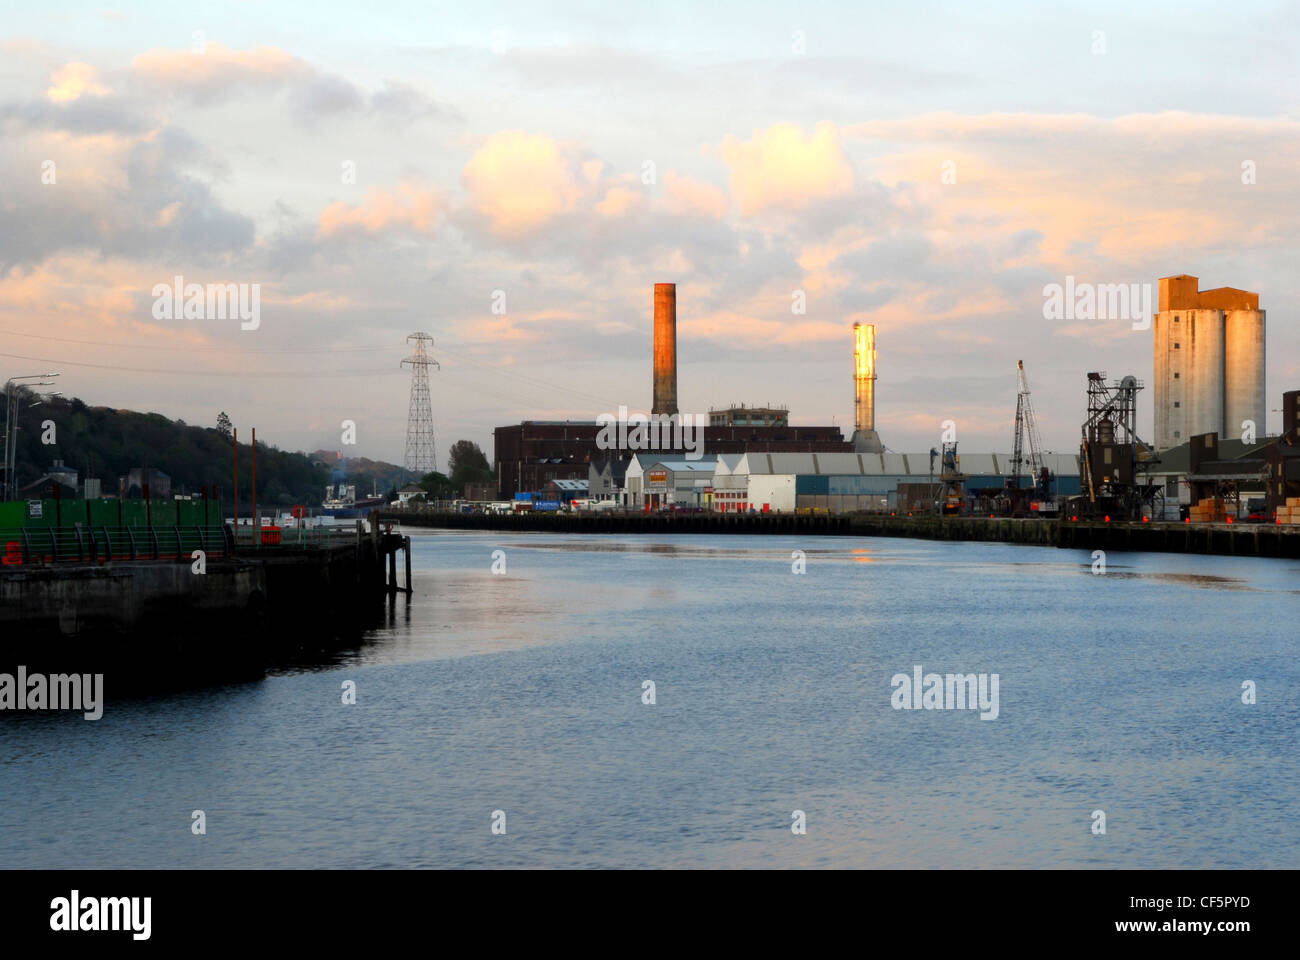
[652, 283, 677, 416]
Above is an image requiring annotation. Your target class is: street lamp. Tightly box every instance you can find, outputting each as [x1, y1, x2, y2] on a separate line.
[3, 373, 61, 501]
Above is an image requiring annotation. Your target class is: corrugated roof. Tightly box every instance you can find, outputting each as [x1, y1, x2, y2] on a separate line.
[647, 460, 717, 472]
[712, 453, 746, 476]
[631, 451, 717, 467]
[724, 451, 1081, 477]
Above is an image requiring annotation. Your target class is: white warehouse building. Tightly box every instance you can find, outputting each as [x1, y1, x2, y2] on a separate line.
[712, 451, 1082, 514]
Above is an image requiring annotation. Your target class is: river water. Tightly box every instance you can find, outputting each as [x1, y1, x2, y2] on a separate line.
[2, 531, 1297, 868]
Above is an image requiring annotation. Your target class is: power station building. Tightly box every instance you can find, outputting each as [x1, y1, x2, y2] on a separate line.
[492, 283, 849, 498]
[1154, 275, 1265, 451]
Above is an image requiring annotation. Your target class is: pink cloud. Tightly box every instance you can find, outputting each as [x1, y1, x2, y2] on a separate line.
[461, 130, 597, 237]
[717, 122, 854, 216]
[46, 62, 111, 102]
[662, 170, 728, 219]
[318, 181, 444, 237]
[130, 43, 310, 101]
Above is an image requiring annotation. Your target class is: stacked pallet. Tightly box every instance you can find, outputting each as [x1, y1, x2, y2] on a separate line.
[1277, 497, 1300, 524]
[1189, 497, 1226, 523]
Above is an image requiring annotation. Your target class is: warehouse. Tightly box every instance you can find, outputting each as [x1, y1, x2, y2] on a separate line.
[711, 451, 1082, 514]
[625, 453, 717, 509]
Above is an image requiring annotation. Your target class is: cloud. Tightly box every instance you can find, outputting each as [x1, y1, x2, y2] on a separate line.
[0, 119, 254, 270]
[47, 62, 110, 102]
[595, 184, 646, 218]
[839, 110, 1300, 266]
[0, 93, 156, 136]
[129, 43, 455, 126]
[0, 255, 222, 350]
[847, 111, 1300, 143]
[369, 79, 454, 122]
[460, 130, 598, 237]
[130, 43, 310, 105]
[317, 181, 445, 237]
[717, 122, 854, 216]
[663, 171, 728, 220]
[291, 72, 365, 115]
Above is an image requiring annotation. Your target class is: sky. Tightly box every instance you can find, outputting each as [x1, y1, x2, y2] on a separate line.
[1, 0, 1297, 468]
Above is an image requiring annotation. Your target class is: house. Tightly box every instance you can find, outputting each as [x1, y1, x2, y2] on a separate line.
[588, 456, 630, 502]
[119, 467, 171, 499]
[396, 483, 425, 505]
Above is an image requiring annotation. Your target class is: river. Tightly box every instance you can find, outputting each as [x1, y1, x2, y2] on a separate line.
[2, 530, 1296, 868]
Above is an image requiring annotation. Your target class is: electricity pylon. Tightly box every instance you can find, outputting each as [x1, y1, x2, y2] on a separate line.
[401, 333, 439, 477]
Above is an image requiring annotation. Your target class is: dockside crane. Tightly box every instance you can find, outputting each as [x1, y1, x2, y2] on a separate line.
[1009, 360, 1045, 488]
[1005, 359, 1054, 512]
[937, 441, 965, 515]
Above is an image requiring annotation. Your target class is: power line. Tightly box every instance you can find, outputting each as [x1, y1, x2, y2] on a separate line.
[0, 351, 399, 378]
[0, 327, 392, 355]
[434, 341, 623, 408]
[0, 326, 629, 406]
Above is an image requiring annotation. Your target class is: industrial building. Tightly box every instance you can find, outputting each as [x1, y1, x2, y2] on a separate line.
[624, 453, 717, 509]
[493, 285, 1094, 508]
[541, 478, 589, 504]
[494, 420, 848, 499]
[1141, 388, 1300, 519]
[710, 451, 1082, 514]
[1154, 275, 1265, 451]
[492, 282, 849, 498]
[709, 405, 788, 427]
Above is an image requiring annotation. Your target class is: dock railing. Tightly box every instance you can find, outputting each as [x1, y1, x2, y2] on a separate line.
[1, 522, 366, 566]
[1, 524, 233, 565]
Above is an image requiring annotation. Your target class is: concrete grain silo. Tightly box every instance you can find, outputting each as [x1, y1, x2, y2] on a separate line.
[1182, 308, 1225, 448]
[1153, 276, 1264, 451]
[1224, 308, 1266, 442]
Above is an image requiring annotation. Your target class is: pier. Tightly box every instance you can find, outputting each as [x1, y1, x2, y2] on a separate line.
[1, 512, 413, 691]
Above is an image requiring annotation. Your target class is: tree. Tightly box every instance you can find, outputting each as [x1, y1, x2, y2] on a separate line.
[419, 470, 456, 500]
[447, 440, 490, 477]
[447, 439, 493, 491]
[216, 411, 233, 439]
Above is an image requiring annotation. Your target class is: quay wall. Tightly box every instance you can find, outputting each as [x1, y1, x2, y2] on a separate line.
[1, 534, 395, 691]
[383, 510, 1300, 559]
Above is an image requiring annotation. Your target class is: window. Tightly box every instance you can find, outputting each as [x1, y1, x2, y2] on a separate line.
[1174, 401, 1180, 408]
[1174, 315, 1180, 323]
[1174, 431, 1181, 438]
[1174, 372, 1180, 379]
[1174, 342, 1180, 349]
